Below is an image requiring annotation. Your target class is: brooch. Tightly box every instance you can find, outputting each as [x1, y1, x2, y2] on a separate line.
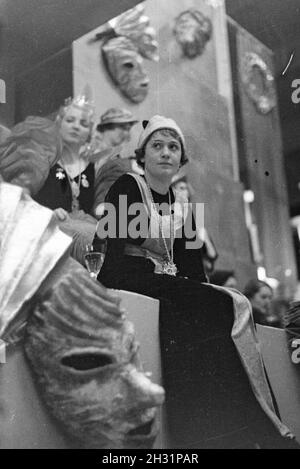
[56, 168, 65, 180]
[81, 174, 90, 188]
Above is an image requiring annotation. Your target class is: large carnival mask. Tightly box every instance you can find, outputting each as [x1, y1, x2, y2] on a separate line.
[95, 4, 158, 104]
[25, 260, 164, 448]
[173, 9, 212, 59]
[102, 37, 149, 104]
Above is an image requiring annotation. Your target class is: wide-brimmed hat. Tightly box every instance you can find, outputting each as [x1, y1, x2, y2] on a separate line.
[97, 108, 138, 131]
[137, 115, 187, 160]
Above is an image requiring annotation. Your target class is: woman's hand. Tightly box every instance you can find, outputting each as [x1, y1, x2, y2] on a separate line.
[53, 207, 69, 222]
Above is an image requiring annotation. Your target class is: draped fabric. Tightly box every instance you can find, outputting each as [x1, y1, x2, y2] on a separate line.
[0, 182, 72, 343]
[0, 116, 61, 195]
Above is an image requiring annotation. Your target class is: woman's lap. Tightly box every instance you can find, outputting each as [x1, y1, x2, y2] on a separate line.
[101, 273, 292, 448]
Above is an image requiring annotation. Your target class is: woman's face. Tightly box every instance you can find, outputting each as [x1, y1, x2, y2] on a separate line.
[143, 130, 182, 180]
[174, 181, 189, 200]
[60, 105, 91, 146]
[106, 123, 133, 147]
[251, 286, 273, 314]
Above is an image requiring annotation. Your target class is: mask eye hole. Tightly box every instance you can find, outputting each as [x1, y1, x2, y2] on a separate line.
[123, 61, 134, 69]
[61, 352, 114, 371]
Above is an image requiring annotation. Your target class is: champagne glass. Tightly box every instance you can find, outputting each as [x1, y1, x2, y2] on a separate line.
[84, 245, 105, 280]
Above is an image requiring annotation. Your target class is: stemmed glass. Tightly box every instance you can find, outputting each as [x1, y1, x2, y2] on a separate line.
[84, 245, 105, 280]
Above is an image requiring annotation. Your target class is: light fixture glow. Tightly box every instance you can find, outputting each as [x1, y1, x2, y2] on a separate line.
[243, 190, 255, 204]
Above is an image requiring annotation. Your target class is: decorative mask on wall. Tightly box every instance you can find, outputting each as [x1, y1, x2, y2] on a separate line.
[94, 4, 158, 103]
[240, 52, 276, 115]
[173, 9, 212, 59]
[102, 37, 149, 104]
[25, 260, 165, 448]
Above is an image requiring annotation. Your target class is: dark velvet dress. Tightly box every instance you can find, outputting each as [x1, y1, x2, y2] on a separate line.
[97, 174, 296, 449]
[34, 162, 95, 214]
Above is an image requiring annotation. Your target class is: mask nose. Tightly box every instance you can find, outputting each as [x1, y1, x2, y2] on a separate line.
[124, 368, 165, 408]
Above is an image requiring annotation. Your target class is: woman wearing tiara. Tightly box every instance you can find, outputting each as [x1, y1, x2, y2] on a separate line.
[34, 96, 95, 217]
[96, 115, 297, 449]
[0, 95, 97, 264]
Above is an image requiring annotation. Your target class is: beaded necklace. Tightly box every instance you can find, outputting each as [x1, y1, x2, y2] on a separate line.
[145, 181, 177, 276]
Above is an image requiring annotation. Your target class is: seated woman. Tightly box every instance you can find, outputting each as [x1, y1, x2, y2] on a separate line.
[35, 96, 94, 212]
[0, 96, 98, 265]
[244, 279, 281, 328]
[96, 115, 297, 448]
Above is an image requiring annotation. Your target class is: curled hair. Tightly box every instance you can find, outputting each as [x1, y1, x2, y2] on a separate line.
[244, 279, 272, 300]
[135, 128, 188, 169]
[55, 102, 94, 147]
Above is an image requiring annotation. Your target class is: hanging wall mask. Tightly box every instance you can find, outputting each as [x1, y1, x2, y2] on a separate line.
[240, 52, 276, 115]
[24, 260, 165, 449]
[102, 37, 150, 104]
[94, 4, 158, 104]
[173, 9, 212, 59]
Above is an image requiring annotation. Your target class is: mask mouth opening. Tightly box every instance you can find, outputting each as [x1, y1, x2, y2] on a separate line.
[127, 418, 155, 437]
[61, 350, 114, 371]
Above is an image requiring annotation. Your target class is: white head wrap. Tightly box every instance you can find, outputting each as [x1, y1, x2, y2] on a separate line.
[137, 115, 186, 159]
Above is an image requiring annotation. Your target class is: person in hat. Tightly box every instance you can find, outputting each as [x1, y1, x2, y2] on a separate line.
[91, 107, 140, 218]
[95, 115, 297, 449]
[92, 107, 138, 172]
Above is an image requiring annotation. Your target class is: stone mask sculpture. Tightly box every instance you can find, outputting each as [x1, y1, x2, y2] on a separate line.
[173, 9, 212, 59]
[102, 37, 149, 104]
[0, 182, 164, 448]
[94, 4, 158, 103]
[25, 260, 164, 448]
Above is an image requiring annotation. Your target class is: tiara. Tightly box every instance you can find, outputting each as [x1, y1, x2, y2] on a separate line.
[64, 94, 95, 118]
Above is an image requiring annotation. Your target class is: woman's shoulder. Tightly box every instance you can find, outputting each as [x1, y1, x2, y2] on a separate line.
[113, 172, 142, 189]
[106, 173, 143, 202]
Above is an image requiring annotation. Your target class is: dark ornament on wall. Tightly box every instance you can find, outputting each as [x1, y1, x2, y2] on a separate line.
[173, 9, 212, 59]
[93, 4, 158, 104]
[241, 52, 276, 115]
